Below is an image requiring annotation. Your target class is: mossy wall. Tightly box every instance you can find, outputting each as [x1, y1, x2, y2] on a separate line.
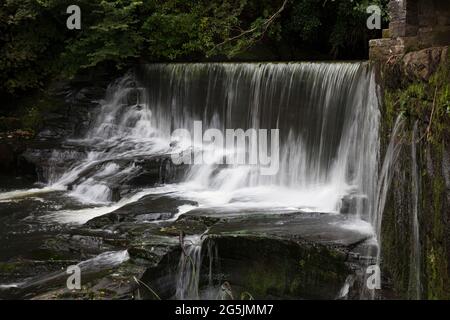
[208, 236, 350, 300]
[379, 50, 450, 299]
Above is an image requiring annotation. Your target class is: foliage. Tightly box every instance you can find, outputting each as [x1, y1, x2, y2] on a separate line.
[385, 56, 450, 144]
[284, 0, 389, 57]
[0, 0, 64, 94]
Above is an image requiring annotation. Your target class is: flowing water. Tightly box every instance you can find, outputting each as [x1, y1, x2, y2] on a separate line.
[0, 62, 385, 298]
[373, 115, 406, 247]
[3, 62, 382, 224]
[358, 114, 405, 299]
[175, 235, 204, 300]
[135, 63, 380, 217]
[0, 250, 129, 297]
[409, 121, 421, 300]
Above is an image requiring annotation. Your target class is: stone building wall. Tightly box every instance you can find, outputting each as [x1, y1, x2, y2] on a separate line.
[370, 0, 450, 60]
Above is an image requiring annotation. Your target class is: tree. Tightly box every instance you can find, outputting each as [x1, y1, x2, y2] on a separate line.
[0, 0, 388, 104]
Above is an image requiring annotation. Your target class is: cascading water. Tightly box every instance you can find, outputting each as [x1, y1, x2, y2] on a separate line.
[135, 63, 380, 217]
[136, 63, 381, 299]
[52, 76, 169, 202]
[357, 114, 405, 299]
[0, 62, 385, 299]
[175, 234, 222, 300]
[176, 235, 204, 300]
[409, 121, 421, 300]
[373, 116, 405, 250]
[12, 62, 382, 227]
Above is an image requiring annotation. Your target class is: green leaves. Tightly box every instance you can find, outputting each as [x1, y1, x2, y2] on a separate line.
[1, 0, 285, 94]
[0, 0, 388, 99]
[283, 0, 389, 58]
[0, 0, 64, 94]
[63, 0, 144, 73]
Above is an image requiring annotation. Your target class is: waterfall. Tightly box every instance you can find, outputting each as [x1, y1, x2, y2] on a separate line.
[355, 114, 405, 300]
[134, 62, 381, 300]
[409, 121, 421, 299]
[176, 235, 203, 300]
[1, 62, 386, 299]
[51, 75, 170, 204]
[175, 234, 219, 300]
[373, 115, 405, 245]
[135, 62, 380, 217]
[21, 62, 382, 226]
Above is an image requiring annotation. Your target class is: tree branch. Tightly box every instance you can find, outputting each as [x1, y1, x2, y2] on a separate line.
[213, 0, 288, 50]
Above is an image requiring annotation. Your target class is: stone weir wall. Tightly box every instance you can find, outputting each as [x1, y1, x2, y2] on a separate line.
[370, 0, 450, 60]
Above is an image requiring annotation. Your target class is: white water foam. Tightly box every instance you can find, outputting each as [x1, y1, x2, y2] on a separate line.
[1, 63, 380, 237]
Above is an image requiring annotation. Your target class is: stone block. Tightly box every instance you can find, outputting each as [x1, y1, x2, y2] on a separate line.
[390, 20, 407, 37]
[369, 38, 404, 60]
[401, 46, 449, 81]
[388, 0, 406, 22]
[419, 26, 450, 47]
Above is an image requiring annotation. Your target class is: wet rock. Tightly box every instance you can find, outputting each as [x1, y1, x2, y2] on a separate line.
[32, 262, 146, 300]
[0, 140, 37, 179]
[39, 234, 117, 259]
[128, 234, 180, 266]
[22, 142, 87, 183]
[385, 46, 449, 82]
[339, 194, 368, 215]
[126, 88, 141, 106]
[135, 213, 173, 222]
[0, 259, 78, 289]
[85, 195, 197, 228]
[127, 231, 182, 299]
[35, 80, 108, 141]
[123, 156, 189, 187]
[203, 213, 373, 299]
[401, 46, 449, 81]
[206, 211, 372, 248]
[137, 209, 375, 300]
[168, 214, 221, 236]
[204, 236, 349, 299]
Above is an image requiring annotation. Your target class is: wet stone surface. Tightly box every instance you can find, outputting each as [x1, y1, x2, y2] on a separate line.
[0, 188, 377, 299]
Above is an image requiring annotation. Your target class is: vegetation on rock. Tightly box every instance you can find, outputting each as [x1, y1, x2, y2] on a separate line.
[381, 49, 450, 299]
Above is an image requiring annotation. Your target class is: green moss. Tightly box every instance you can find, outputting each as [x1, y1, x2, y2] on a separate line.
[381, 55, 450, 299]
[0, 262, 18, 273]
[383, 58, 450, 143]
[243, 244, 348, 298]
[21, 106, 42, 133]
[7, 91, 65, 134]
[426, 244, 449, 299]
[424, 149, 449, 299]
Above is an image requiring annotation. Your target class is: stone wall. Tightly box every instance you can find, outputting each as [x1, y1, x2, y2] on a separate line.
[370, 0, 450, 60]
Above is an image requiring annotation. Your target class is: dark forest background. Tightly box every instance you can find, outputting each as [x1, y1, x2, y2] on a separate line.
[0, 0, 388, 122]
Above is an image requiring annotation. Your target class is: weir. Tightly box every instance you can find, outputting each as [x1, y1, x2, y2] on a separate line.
[50, 63, 379, 214]
[137, 63, 380, 217]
